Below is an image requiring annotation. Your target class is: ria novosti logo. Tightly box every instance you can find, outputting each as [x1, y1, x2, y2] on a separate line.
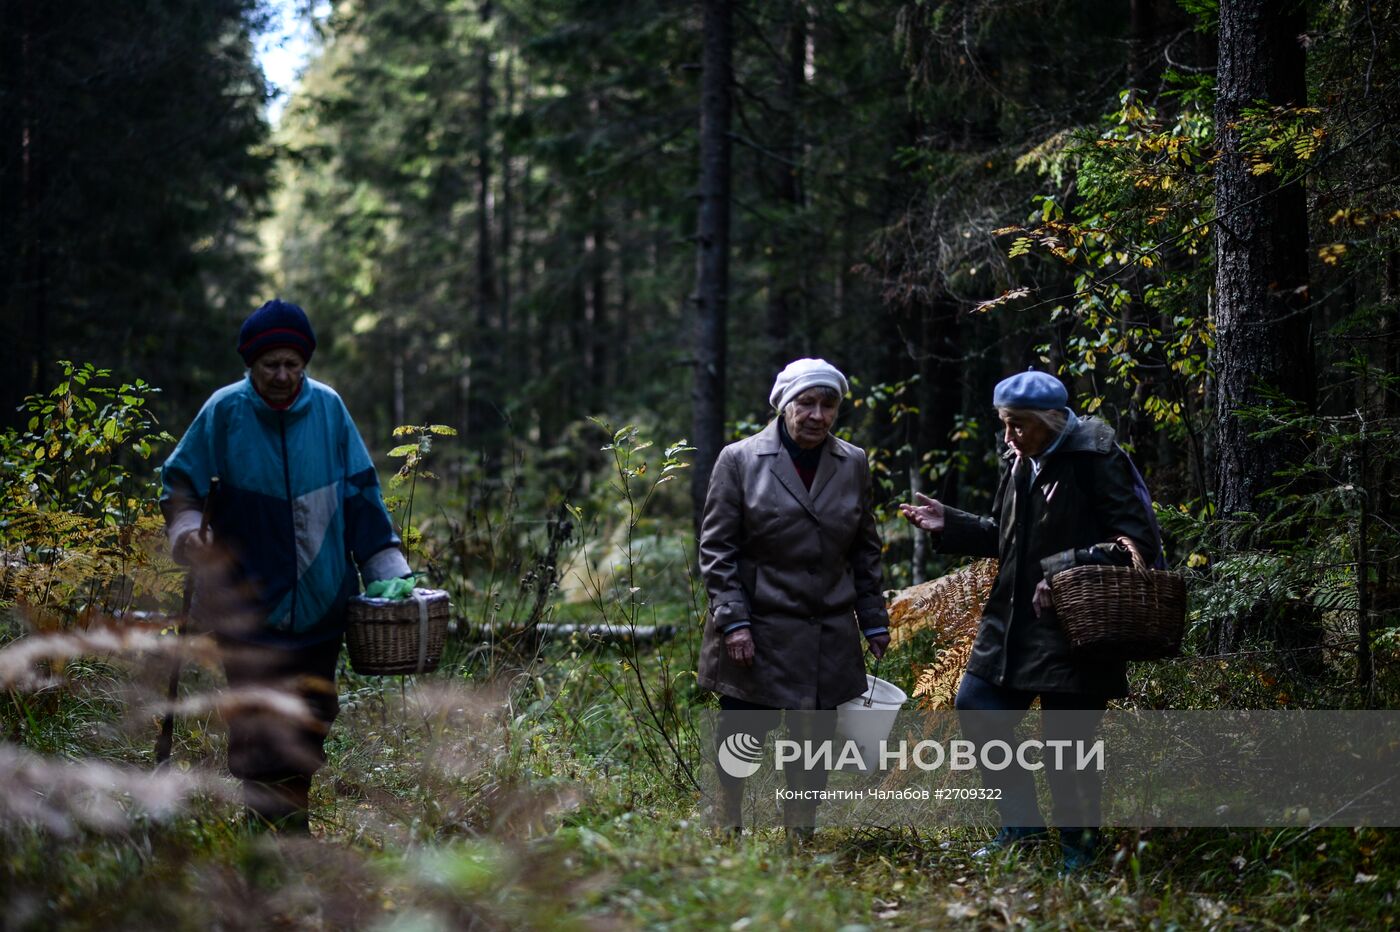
[716, 735, 1106, 775]
[717, 732, 764, 778]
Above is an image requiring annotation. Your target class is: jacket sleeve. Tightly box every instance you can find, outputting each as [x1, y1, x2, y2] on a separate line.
[1041, 448, 1158, 579]
[340, 403, 407, 580]
[698, 446, 750, 632]
[848, 453, 890, 633]
[159, 401, 217, 565]
[937, 466, 1007, 559]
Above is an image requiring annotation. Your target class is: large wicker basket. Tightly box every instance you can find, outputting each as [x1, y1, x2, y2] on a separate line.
[1050, 540, 1186, 662]
[345, 588, 451, 675]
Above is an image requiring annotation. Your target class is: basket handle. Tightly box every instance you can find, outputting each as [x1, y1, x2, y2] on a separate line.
[1117, 535, 1149, 574]
[414, 591, 429, 674]
[1117, 535, 1164, 608]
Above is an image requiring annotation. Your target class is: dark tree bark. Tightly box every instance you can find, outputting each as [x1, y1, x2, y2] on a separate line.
[1, 0, 48, 419]
[764, 0, 806, 374]
[500, 50, 515, 385]
[571, 226, 593, 412]
[587, 216, 608, 396]
[470, 0, 500, 463]
[1211, 0, 1314, 530]
[1367, 239, 1400, 695]
[691, 0, 734, 532]
[1128, 0, 1157, 87]
[1210, 0, 1315, 650]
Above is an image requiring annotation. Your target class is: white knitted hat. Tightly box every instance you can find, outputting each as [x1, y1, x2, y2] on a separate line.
[769, 358, 849, 412]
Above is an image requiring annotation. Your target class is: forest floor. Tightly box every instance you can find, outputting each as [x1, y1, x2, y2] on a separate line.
[3, 607, 1399, 931]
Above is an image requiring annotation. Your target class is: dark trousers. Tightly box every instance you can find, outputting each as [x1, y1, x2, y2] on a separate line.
[219, 635, 342, 830]
[715, 696, 835, 828]
[954, 672, 1106, 830]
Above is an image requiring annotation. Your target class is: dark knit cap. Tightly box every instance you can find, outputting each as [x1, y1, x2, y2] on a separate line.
[238, 299, 316, 366]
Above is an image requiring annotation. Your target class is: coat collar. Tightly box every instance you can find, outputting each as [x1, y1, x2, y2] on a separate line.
[1008, 414, 1117, 495]
[241, 371, 314, 422]
[1054, 415, 1115, 454]
[755, 419, 847, 518]
[755, 418, 849, 455]
[1001, 415, 1116, 463]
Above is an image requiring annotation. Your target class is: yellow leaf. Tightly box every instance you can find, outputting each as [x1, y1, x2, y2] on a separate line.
[1317, 243, 1348, 266]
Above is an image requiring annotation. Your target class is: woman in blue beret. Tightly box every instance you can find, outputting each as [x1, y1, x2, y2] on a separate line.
[160, 299, 411, 831]
[900, 370, 1160, 872]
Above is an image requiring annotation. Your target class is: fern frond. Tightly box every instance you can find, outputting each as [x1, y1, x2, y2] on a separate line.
[888, 558, 996, 648]
[887, 560, 996, 710]
[912, 639, 975, 710]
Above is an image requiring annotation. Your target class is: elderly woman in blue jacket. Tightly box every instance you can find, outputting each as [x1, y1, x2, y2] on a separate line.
[161, 299, 410, 830]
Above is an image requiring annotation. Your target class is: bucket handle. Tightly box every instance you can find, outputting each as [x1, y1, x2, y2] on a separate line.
[863, 654, 883, 708]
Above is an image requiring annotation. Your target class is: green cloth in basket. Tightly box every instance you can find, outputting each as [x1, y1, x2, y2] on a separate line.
[363, 574, 417, 600]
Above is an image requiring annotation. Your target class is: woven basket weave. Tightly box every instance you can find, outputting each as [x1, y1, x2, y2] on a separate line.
[1050, 539, 1186, 662]
[345, 588, 451, 675]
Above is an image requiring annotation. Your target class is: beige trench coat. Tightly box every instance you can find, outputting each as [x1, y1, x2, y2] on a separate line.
[697, 420, 889, 709]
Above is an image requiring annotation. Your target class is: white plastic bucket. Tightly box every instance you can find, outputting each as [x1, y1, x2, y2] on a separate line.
[834, 675, 908, 773]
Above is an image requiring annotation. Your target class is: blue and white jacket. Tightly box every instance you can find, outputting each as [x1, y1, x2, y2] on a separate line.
[161, 374, 408, 645]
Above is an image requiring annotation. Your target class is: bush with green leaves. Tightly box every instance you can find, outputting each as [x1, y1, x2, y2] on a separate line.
[0, 362, 178, 627]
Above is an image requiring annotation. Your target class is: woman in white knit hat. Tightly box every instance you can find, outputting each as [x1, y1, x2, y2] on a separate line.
[697, 358, 890, 835]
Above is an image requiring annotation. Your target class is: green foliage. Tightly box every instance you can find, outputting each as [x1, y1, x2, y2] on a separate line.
[0, 363, 179, 626]
[385, 422, 457, 557]
[2, 362, 173, 524]
[1175, 0, 1219, 31]
[1236, 104, 1326, 180]
[594, 421, 695, 532]
[563, 420, 699, 790]
[994, 81, 1216, 436]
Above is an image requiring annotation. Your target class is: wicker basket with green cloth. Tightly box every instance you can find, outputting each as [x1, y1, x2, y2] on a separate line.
[347, 574, 452, 674]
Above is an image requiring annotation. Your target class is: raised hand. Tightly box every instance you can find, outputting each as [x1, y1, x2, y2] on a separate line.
[898, 492, 946, 534]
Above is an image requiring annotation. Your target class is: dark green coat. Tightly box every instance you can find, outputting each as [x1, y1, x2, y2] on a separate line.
[939, 416, 1157, 697]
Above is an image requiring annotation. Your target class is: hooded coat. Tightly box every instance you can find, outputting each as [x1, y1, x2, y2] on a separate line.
[939, 416, 1157, 697]
[697, 420, 889, 709]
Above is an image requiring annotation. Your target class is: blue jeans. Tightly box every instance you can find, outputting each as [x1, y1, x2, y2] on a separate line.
[954, 672, 1106, 829]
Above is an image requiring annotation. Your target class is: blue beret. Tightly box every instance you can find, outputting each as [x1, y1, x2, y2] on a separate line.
[238, 299, 316, 366]
[992, 370, 1068, 410]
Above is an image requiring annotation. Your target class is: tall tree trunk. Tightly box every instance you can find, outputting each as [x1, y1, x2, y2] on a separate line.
[587, 216, 608, 396]
[764, 0, 806, 373]
[572, 225, 593, 412]
[500, 50, 515, 389]
[618, 214, 633, 384]
[1128, 0, 1157, 88]
[473, 0, 499, 464]
[691, 0, 734, 532]
[1369, 234, 1400, 692]
[7, 0, 48, 420]
[1211, 0, 1314, 646]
